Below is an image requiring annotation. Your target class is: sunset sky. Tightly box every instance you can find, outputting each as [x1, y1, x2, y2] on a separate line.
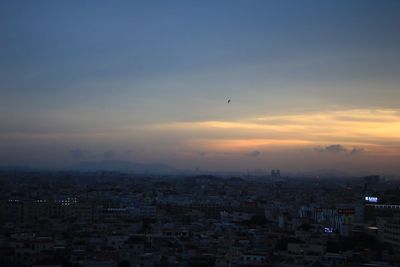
[1, 0, 400, 174]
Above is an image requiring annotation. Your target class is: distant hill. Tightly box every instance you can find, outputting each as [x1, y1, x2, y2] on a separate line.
[70, 160, 176, 174]
[289, 169, 353, 178]
[0, 165, 37, 172]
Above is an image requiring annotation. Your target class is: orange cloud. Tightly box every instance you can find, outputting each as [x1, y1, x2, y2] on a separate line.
[147, 108, 400, 154]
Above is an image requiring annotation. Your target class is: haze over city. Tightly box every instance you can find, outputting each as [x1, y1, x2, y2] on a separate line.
[1, 0, 400, 174]
[3, 2, 400, 267]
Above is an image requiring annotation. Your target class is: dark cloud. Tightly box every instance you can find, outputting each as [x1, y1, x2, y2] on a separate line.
[350, 147, 365, 155]
[246, 150, 261, 157]
[103, 150, 117, 159]
[70, 149, 87, 159]
[325, 144, 347, 153]
[314, 144, 365, 155]
[198, 151, 207, 157]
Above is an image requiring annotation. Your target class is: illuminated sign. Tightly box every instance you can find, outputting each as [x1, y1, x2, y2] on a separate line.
[323, 227, 333, 233]
[365, 196, 378, 203]
[337, 208, 355, 215]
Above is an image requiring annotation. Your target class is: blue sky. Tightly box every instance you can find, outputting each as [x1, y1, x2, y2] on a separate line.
[1, 0, 400, 174]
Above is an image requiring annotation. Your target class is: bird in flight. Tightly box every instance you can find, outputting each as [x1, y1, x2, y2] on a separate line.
[227, 99, 231, 104]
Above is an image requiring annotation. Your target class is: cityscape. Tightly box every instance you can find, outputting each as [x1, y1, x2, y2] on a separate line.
[0, 170, 399, 266]
[1, 0, 400, 266]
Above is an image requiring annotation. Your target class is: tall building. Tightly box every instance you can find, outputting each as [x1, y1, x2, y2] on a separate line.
[377, 216, 400, 253]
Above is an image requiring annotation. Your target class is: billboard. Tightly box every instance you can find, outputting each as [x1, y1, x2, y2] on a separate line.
[365, 196, 378, 203]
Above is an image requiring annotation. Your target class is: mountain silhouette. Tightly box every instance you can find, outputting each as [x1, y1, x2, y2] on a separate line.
[70, 160, 175, 174]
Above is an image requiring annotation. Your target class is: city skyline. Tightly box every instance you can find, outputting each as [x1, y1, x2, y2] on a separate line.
[1, 0, 400, 174]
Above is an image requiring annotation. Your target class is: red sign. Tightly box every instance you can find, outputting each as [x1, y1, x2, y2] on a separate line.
[337, 208, 355, 215]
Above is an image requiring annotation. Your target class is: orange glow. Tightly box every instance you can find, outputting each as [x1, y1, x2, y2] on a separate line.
[147, 108, 400, 154]
[188, 138, 313, 151]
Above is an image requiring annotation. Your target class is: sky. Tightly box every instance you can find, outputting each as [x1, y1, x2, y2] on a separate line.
[1, 0, 400, 175]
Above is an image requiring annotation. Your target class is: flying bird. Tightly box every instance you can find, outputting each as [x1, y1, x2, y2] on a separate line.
[227, 99, 231, 104]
